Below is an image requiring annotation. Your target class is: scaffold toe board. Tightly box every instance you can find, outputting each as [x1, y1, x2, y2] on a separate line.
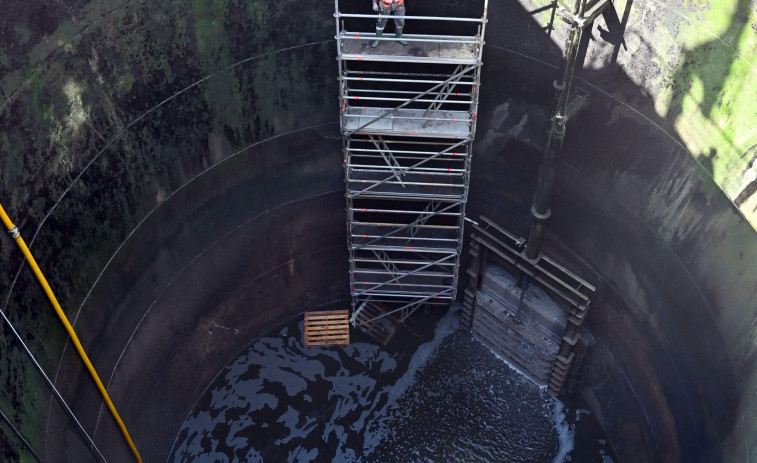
[304, 310, 350, 347]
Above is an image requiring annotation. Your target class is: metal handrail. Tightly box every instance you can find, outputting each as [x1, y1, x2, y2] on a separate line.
[346, 69, 476, 78]
[351, 221, 459, 230]
[350, 152, 464, 159]
[344, 76, 476, 85]
[344, 65, 476, 135]
[348, 165, 466, 173]
[349, 207, 461, 216]
[354, 253, 457, 295]
[341, 32, 480, 44]
[335, 13, 485, 23]
[348, 148, 467, 156]
[347, 89, 473, 97]
[352, 235, 460, 244]
[344, 113, 474, 123]
[350, 137, 466, 145]
[353, 257, 457, 265]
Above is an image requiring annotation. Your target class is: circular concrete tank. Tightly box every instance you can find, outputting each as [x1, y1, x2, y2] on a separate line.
[0, 0, 755, 462]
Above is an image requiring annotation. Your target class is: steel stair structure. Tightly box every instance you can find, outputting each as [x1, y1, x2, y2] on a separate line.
[334, 0, 489, 327]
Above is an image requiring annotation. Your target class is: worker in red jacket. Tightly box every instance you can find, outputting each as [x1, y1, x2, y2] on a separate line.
[371, 0, 408, 48]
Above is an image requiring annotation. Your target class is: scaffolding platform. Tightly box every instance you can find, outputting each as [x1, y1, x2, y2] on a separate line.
[336, 1, 489, 327]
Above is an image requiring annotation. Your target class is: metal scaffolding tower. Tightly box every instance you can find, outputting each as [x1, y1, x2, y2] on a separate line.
[334, 1, 489, 327]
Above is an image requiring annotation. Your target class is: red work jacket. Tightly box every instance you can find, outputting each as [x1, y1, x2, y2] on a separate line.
[380, 0, 404, 7]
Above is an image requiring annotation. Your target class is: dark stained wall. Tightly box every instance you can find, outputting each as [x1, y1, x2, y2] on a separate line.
[1, 0, 343, 460]
[0, 0, 755, 462]
[473, 1, 757, 461]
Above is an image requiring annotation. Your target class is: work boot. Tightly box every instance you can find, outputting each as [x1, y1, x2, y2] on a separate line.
[395, 27, 408, 46]
[371, 30, 382, 48]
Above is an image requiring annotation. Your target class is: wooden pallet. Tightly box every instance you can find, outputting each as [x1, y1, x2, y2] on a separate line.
[304, 310, 350, 347]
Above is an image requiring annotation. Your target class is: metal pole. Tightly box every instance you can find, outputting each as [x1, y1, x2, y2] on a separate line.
[0, 307, 108, 462]
[478, 0, 490, 62]
[334, 0, 341, 50]
[344, 113, 473, 123]
[524, 0, 586, 262]
[0, 400, 43, 462]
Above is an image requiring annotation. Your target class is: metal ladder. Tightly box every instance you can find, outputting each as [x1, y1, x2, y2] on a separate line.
[334, 0, 489, 327]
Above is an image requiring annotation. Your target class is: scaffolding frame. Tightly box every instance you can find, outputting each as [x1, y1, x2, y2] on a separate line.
[335, 0, 488, 327]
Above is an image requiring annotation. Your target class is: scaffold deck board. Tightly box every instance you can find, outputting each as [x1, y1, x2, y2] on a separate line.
[304, 310, 350, 347]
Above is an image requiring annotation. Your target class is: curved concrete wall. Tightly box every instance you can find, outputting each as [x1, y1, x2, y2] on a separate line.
[0, 0, 755, 462]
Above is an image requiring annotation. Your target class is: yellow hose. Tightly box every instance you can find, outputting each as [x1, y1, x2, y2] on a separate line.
[0, 202, 142, 463]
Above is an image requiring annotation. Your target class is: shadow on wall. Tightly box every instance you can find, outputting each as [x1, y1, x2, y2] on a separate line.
[470, 0, 757, 462]
[0, 0, 756, 461]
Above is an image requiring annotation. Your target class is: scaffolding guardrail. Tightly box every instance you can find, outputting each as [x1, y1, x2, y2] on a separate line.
[337, 0, 489, 327]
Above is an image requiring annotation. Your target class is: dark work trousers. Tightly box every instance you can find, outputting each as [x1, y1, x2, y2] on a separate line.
[376, 5, 405, 31]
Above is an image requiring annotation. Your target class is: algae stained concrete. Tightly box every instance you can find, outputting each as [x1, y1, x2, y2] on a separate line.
[0, 0, 756, 462]
[1, 0, 340, 461]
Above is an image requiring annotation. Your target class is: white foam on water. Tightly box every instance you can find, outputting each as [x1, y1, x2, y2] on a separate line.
[575, 408, 592, 422]
[244, 447, 264, 462]
[551, 398, 575, 463]
[176, 310, 581, 462]
[362, 310, 456, 455]
[287, 445, 318, 463]
[276, 406, 319, 445]
[476, 325, 577, 463]
[318, 343, 394, 456]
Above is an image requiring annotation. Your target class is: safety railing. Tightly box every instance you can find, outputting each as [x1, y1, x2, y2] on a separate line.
[334, 5, 489, 63]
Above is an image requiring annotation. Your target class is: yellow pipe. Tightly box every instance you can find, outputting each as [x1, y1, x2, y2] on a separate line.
[0, 202, 142, 463]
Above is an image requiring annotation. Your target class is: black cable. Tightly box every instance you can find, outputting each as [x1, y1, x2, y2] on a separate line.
[0, 405, 43, 462]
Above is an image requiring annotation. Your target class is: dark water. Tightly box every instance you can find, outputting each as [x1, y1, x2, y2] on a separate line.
[169, 311, 616, 462]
